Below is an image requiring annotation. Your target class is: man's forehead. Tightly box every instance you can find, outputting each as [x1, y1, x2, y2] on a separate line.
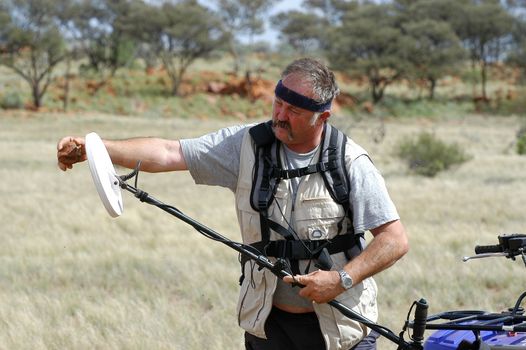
[282, 74, 314, 98]
[274, 78, 332, 113]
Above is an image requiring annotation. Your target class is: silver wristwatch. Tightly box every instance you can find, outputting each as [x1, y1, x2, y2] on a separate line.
[338, 270, 353, 290]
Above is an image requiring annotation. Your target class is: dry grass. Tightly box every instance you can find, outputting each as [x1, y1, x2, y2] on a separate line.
[1, 110, 525, 349]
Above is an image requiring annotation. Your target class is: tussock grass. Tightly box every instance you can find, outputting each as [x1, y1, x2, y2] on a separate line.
[1, 111, 525, 349]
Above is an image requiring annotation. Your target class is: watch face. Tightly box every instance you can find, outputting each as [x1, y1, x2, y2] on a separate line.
[339, 270, 353, 289]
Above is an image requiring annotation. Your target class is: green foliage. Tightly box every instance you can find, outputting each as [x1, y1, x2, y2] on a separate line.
[379, 97, 473, 119]
[397, 132, 470, 177]
[271, 11, 323, 54]
[326, 2, 411, 104]
[68, 0, 137, 78]
[506, 18, 526, 76]
[453, 0, 515, 98]
[217, 0, 278, 37]
[152, 1, 228, 96]
[0, 0, 66, 108]
[1, 0, 524, 112]
[517, 125, 526, 155]
[471, 88, 526, 116]
[0, 91, 22, 109]
[402, 18, 465, 99]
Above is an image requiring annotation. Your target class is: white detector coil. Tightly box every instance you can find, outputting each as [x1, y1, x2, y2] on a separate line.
[85, 132, 123, 217]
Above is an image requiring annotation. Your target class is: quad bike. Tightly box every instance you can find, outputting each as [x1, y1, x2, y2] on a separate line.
[422, 233, 526, 350]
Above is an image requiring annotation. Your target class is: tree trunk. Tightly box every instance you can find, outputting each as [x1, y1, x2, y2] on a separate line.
[32, 83, 41, 109]
[63, 56, 71, 112]
[371, 81, 384, 104]
[171, 78, 180, 96]
[428, 78, 436, 100]
[481, 59, 487, 100]
[470, 56, 477, 98]
[171, 65, 187, 97]
[245, 70, 254, 100]
[228, 39, 240, 76]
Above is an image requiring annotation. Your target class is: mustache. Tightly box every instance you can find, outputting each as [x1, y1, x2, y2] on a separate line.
[272, 120, 290, 130]
[272, 120, 294, 141]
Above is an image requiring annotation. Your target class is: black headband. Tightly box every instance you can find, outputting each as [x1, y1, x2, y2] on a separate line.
[274, 80, 332, 112]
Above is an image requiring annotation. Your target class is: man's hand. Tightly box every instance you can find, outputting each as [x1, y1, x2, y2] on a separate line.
[57, 136, 86, 171]
[283, 270, 345, 304]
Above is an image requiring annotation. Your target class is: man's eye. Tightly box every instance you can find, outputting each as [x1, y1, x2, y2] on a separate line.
[290, 109, 300, 115]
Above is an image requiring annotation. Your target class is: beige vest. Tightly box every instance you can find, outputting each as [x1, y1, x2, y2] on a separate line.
[234, 130, 378, 350]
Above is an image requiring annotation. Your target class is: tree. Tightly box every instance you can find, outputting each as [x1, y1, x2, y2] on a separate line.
[121, 0, 164, 72]
[325, 2, 412, 103]
[303, 0, 357, 26]
[403, 19, 465, 99]
[454, 0, 514, 99]
[69, 0, 138, 93]
[51, 0, 88, 111]
[505, 1, 526, 80]
[0, 4, 10, 42]
[156, 0, 227, 96]
[0, 0, 67, 109]
[215, 0, 278, 78]
[272, 10, 324, 54]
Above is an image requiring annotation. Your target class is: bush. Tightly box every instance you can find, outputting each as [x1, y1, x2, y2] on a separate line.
[517, 126, 526, 155]
[0, 92, 23, 109]
[397, 132, 470, 177]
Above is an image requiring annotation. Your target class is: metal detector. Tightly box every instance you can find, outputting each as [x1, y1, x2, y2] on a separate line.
[84, 132, 438, 350]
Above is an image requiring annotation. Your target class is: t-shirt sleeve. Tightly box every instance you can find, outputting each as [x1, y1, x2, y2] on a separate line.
[349, 155, 400, 233]
[180, 124, 250, 191]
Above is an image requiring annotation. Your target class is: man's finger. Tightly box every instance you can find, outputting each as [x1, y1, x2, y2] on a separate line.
[283, 275, 295, 284]
[283, 274, 305, 285]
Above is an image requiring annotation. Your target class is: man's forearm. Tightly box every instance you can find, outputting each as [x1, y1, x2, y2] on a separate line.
[344, 220, 408, 286]
[104, 137, 187, 172]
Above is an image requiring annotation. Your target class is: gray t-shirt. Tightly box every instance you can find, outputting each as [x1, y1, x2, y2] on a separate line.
[180, 124, 399, 233]
[180, 123, 400, 308]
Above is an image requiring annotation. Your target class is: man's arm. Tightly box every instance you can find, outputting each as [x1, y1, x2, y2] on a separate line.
[283, 219, 408, 304]
[57, 136, 187, 172]
[340, 219, 408, 287]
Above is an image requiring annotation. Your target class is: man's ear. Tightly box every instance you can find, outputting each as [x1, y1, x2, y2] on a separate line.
[318, 110, 331, 124]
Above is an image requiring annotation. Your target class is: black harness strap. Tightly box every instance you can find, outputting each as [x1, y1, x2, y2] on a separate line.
[263, 234, 355, 260]
[249, 122, 282, 247]
[272, 160, 339, 180]
[242, 121, 359, 278]
[323, 124, 350, 206]
[239, 234, 356, 271]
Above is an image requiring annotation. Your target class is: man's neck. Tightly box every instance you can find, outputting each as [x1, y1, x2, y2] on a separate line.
[285, 133, 323, 153]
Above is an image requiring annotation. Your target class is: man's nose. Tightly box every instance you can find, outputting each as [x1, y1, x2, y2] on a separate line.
[276, 106, 289, 121]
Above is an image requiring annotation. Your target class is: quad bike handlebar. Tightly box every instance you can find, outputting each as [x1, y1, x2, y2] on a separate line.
[463, 234, 526, 266]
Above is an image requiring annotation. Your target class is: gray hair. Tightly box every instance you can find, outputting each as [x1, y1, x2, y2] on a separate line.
[281, 57, 340, 104]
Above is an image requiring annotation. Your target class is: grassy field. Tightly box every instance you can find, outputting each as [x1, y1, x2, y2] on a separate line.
[1, 108, 526, 349]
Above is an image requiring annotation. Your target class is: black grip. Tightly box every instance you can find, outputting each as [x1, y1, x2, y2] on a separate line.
[474, 244, 502, 254]
[412, 298, 428, 343]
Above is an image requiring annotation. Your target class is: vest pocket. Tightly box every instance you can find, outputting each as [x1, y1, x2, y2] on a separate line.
[294, 196, 346, 240]
[236, 183, 291, 244]
[336, 278, 379, 338]
[237, 260, 273, 337]
[315, 278, 378, 349]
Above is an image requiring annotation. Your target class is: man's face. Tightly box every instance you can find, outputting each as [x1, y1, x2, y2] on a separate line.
[271, 75, 326, 151]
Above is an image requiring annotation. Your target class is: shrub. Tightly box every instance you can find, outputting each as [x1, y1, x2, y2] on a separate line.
[517, 125, 526, 155]
[397, 132, 470, 177]
[0, 92, 23, 109]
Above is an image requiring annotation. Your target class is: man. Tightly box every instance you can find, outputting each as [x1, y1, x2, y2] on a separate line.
[57, 58, 408, 350]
